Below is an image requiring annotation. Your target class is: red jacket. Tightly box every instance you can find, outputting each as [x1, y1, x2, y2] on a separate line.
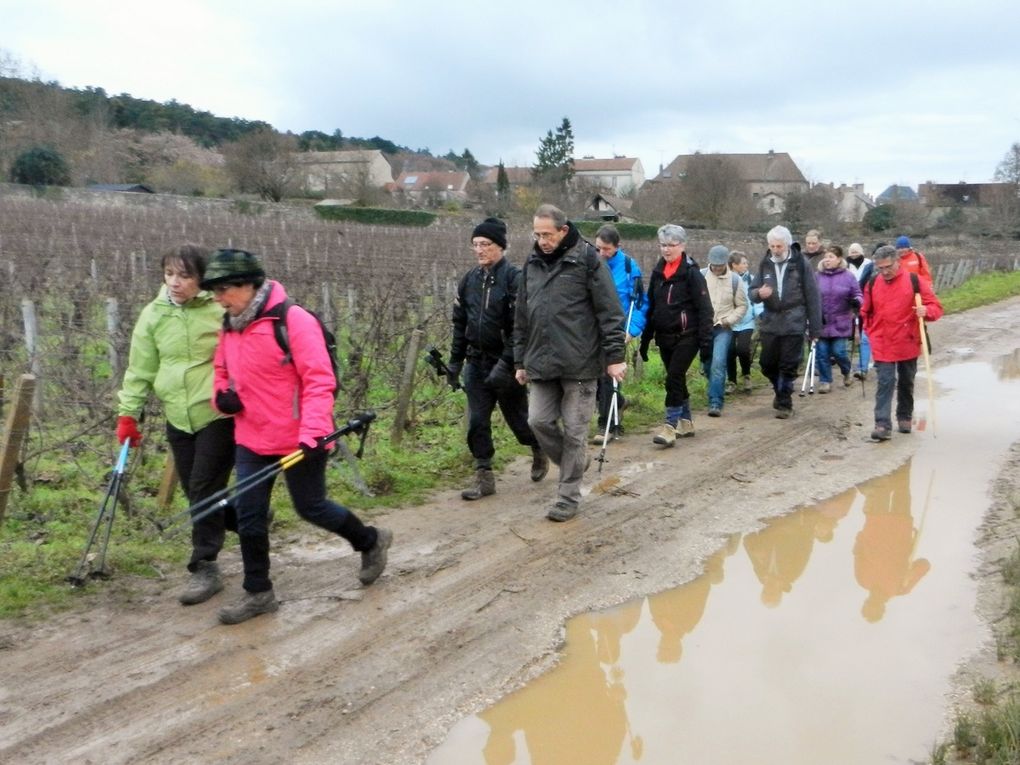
[213, 281, 336, 454]
[899, 248, 933, 284]
[861, 269, 943, 362]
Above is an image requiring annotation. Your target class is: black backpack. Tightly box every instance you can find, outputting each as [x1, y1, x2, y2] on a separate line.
[264, 298, 340, 397]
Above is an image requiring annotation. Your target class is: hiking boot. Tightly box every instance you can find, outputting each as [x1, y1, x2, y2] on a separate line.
[677, 419, 695, 437]
[218, 588, 278, 625]
[707, 405, 721, 418]
[871, 426, 892, 441]
[853, 370, 868, 381]
[530, 448, 549, 482]
[461, 468, 496, 500]
[725, 381, 736, 395]
[843, 373, 854, 387]
[897, 419, 912, 434]
[653, 423, 676, 446]
[817, 382, 831, 394]
[546, 501, 577, 522]
[359, 527, 393, 585]
[179, 560, 223, 606]
[775, 407, 792, 419]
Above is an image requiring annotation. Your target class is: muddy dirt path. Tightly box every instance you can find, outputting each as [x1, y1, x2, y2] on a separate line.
[2, 297, 1018, 765]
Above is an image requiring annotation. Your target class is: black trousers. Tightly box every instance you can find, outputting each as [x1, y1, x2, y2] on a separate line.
[165, 417, 236, 571]
[727, 328, 754, 382]
[658, 333, 699, 408]
[759, 333, 804, 408]
[595, 375, 626, 430]
[463, 359, 538, 468]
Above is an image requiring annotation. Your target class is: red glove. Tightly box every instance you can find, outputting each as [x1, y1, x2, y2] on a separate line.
[116, 416, 142, 446]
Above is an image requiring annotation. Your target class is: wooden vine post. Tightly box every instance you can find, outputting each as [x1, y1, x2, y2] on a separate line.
[0, 374, 36, 525]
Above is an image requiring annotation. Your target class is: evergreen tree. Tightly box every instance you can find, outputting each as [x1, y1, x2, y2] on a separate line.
[532, 117, 575, 191]
[9, 146, 71, 186]
[496, 161, 510, 199]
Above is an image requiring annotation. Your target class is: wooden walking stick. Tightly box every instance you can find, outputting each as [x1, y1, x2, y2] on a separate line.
[915, 294, 936, 438]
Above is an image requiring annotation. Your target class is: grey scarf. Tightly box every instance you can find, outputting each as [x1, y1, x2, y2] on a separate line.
[227, 281, 273, 333]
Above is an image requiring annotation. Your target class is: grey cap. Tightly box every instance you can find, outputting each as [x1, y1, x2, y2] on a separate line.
[707, 245, 730, 266]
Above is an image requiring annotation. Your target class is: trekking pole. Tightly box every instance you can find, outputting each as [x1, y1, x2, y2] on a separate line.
[915, 294, 936, 437]
[68, 440, 131, 586]
[799, 341, 815, 397]
[595, 382, 619, 473]
[158, 411, 378, 535]
[808, 341, 817, 394]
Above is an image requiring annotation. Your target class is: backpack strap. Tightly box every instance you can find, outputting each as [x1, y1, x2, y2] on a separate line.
[263, 298, 295, 364]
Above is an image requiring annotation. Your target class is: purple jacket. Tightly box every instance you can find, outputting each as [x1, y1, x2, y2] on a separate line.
[816, 267, 862, 338]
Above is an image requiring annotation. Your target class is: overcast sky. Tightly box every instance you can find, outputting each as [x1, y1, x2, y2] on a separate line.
[3, 0, 1019, 197]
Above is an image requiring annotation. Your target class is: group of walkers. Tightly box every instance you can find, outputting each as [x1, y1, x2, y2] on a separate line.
[451, 206, 944, 521]
[115, 205, 942, 625]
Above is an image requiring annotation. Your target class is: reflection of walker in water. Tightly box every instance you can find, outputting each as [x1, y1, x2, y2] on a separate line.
[743, 496, 853, 608]
[647, 537, 738, 662]
[853, 471, 931, 622]
[480, 599, 641, 765]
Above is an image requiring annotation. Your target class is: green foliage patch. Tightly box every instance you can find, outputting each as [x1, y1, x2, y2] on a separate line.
[575, 221, 662, 240]
[314, 206, 437, 227]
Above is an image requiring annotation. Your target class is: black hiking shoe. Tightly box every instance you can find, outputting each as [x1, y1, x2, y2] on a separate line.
[897, 419, 912, 434]
[179, 560, 223, 606]
[359, 527, 393, 585]
[546, 501, 577, 522]
[530, 448, 549, 482]
[461, 469, 496, 500]
[218, 589, 278, 625]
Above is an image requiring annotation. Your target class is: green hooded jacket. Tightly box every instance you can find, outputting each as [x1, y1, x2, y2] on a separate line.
[117, 285, 225, 434]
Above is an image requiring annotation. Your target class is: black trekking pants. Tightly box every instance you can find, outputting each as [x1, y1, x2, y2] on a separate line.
[464, 359, 538, 469]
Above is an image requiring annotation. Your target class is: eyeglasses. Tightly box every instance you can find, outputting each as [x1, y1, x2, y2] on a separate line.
[659, 242, 682, 249]
[211, 283, 242, 294]
[532, 230, 563, 242]
[471, 241, 494, 250]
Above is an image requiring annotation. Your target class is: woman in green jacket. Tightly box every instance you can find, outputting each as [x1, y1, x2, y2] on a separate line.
[116, 244, 235, 606]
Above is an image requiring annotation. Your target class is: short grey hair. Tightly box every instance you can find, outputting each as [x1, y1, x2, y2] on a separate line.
[872, 245, 898, 262]
[766, 225, 793, 247]
[534, 203, 567, 229]
[657, 223, 687, 245]
[595, 224, 620, 246]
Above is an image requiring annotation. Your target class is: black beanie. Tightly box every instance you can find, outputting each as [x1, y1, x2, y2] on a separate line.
[471, 217, 508, 250]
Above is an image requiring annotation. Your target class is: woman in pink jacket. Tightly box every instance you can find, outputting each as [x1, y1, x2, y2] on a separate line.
[203, 248, 392, 625]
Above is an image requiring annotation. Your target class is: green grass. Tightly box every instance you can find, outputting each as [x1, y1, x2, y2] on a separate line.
[939, 270, 1020, 314]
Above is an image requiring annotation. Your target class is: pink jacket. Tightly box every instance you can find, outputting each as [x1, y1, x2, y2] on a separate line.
[860, 269, 943, 362]
[213, 281, 335, 455]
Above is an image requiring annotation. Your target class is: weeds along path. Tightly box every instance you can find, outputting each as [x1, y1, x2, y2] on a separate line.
[2, 296, 1018, 765]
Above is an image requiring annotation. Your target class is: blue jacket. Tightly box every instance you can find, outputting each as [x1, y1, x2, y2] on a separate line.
[732, 271, 763, 332]
[604, 249, 648, 337]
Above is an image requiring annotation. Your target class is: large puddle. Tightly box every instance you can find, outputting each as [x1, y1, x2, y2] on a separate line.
[429, 350, 1020, 764]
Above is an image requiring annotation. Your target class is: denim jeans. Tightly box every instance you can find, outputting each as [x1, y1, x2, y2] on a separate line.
[873, 359, 918, 428]
[166, 418, 236, 571]
[463, 360, 537, 469]
[233, 445, 375, 592]
[527, 379, 597, 507]
[814, 337, 850, 384]
[706, 326, 732, 408]
[858, 330, 872, 372]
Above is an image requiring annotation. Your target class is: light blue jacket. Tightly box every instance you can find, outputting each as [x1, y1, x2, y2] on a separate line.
[604, 249, 648, 337]
[732, 271, 763, 332]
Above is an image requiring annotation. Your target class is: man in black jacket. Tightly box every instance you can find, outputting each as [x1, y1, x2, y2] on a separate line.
[750, 225, 823, 418]
[514, 204, 626, 522]
[449, 218, 547, 501]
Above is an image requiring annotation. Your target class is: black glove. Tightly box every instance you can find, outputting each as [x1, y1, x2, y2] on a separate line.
[639, 338, 651, 363]
[446, 362, 462, 389]
[485, 358, 515, 388]
[215, 388, 243, 414]
[300, 437, 328, 459]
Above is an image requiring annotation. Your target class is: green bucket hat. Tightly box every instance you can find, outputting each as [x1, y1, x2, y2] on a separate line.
[199, 248, 265, 289]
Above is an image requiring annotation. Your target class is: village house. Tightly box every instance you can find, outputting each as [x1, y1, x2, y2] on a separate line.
[651, 150, 808, 214]
[390, 170, 470, 205]
[293, 149, 394, 196]
[572, 156, 645, 195]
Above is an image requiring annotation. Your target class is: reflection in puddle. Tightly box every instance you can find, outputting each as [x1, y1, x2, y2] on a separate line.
[429, 354, 1020, 765]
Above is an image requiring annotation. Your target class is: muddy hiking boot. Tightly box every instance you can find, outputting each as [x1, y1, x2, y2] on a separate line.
[359, 527, 393, 585]
[653, 423, 676, 447]
[546, 501, 577, 522]
[461, 468, 496, 500]
[530, 447, 549, 482]
[178, 560, 223, 606]
[218, 588, 279, 625]
[871, 425, 892, 441]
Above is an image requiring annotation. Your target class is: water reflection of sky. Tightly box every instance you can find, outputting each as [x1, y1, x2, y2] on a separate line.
[429, 355, 1020, 765]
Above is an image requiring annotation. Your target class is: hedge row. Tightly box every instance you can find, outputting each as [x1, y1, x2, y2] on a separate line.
[575, 221, 662, 240]
[314, 206, 437, 227]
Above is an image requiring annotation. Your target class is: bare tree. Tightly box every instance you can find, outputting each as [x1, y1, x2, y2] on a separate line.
[223, 129, 298, 201]
[675, 153, 758, 229]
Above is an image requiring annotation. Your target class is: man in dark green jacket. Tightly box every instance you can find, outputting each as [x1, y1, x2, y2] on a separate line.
[513, 204, 626, 522]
